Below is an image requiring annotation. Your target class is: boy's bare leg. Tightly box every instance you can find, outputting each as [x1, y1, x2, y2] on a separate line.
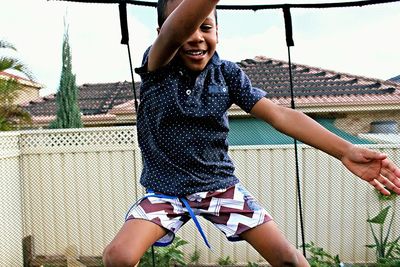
[103, 219, 167, 267]
[240, 221, 310, 267]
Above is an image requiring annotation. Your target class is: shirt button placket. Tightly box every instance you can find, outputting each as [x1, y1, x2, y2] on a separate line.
[192, 76, 203, 96]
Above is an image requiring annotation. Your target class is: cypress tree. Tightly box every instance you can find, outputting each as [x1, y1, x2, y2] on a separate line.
[50, 26, 83, 129]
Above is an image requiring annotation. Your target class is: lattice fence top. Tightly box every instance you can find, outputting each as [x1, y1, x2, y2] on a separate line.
[0, 132, 20, 151]
[18, 126, 137, 152]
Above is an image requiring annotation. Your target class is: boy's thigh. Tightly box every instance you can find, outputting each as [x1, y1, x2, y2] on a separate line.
[240, 221, 301, 265]
[126, 195, 190, 246]
[106, 219, 167, 260]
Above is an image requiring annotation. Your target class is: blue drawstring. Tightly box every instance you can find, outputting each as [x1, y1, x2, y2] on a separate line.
[145, 190, 211, 249]
[179, 198, 211, 248]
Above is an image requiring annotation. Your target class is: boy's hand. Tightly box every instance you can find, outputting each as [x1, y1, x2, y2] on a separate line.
[341, 146, 400, 195]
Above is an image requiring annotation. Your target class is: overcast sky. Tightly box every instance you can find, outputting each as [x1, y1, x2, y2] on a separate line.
[1, 0, 399, 96]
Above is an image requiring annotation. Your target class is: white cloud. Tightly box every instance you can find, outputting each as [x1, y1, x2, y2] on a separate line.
[66, 4, 153, 86]
[219, 25, 288, 62]
[291, 9, 400, 80]
[218, 4, 400, 80]
[1, 0, 154, 96]
[1, 0, 399, 97]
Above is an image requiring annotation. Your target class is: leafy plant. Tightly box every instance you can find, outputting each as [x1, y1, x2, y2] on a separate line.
[189, 248, 201, 265]
[0, 77, 32, 130]
[366, 205, 400, 264]
[139, 237, 188, 267]
[376, 189, 398, 202]
[247, 262, 261, 267]
[392, 242, 400, 257]
[217, 255, 236, 266]
[376, 257, 400, 267]
[49, 23, 82, 129]
[0, 39, 34, 131]
[303, 241, 341, 267]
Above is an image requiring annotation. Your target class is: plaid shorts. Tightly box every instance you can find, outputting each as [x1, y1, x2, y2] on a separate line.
[125, 183, 273, 247]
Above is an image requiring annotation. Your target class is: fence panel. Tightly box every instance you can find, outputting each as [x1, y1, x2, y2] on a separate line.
[301, 145, 400, 263]
[0, 133, 24, 267]
[0, 128, 399, 265]
[19, 127, 142, 257]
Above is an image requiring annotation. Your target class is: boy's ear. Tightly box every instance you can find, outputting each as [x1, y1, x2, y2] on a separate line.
[216, 25, 219, 43]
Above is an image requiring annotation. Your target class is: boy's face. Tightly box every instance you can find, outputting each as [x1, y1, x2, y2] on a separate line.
[164, 0, 218, 72]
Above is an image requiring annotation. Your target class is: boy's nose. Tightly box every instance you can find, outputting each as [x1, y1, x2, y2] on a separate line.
[187, 29, 205, 43]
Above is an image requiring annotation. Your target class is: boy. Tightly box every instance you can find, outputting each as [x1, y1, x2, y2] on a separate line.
[103, 0, 400, 266]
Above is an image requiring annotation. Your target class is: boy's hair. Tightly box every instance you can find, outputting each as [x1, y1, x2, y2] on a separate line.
[157, 0, 218, 28]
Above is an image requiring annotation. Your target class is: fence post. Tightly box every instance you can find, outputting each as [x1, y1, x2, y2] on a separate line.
[0, 132, 24, 267]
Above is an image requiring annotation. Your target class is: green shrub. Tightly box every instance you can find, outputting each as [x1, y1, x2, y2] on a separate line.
[303, 241, 341, 267]
[217, 255, 236, 265]
[364, 188, 399, 267]
[139, 237, 188, 267]
[189, 248, 201, 265]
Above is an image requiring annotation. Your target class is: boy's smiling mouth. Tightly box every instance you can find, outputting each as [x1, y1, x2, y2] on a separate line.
[185, 50, 206, 56]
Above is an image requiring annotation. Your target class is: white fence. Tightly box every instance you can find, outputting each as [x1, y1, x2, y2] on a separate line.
[0, 126, 399, 266]
[0, 132, 24, 267]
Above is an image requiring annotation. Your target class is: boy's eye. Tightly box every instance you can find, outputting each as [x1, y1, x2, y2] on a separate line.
[201, 24, 213, 31]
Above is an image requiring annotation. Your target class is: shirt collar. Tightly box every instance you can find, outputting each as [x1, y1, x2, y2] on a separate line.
[210, 52, 222, 66]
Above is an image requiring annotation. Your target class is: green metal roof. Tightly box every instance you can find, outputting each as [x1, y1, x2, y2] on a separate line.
[228, 117, 373, 146]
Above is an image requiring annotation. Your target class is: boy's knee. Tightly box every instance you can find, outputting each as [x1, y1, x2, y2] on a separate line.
[270, 249, 309, 267]
[102, 243, 140, 267]
[276, 255, 298, 267]
[272, 248, 307, 267]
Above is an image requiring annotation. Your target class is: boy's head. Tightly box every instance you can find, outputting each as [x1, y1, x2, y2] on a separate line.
[157, 0, 218, 72]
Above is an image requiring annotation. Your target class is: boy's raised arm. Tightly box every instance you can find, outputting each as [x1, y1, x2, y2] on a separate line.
[148, 0, 219, 72]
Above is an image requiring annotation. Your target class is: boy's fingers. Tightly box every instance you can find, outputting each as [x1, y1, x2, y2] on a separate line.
[381, 167, 400, 182]
[372, 169, 400, 194]
[378, 175, 400, 195]
[369, 179, 390, 196]
[382, 160, 400, 184]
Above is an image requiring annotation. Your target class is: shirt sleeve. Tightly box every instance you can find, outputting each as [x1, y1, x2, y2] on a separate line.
[224, 62, 267, 113]
[134, 46, 151, 76]
[135, 46, 176, 79]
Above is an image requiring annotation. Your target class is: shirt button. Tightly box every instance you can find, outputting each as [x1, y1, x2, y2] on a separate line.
[186, 90, 191, 95]
[222, 87, 227, 92]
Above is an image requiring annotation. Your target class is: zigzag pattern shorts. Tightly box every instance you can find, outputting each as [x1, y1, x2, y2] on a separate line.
[125, 183, 273, 246]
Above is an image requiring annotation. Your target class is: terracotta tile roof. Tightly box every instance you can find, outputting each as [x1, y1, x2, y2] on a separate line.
[0, 71, 42, 88]
[238, 56, 400, 108]
[21, 57, 400, 120]
[22, 81, 139, 117]
[109, 100, 136, 115]
[389, 75, 400, 83]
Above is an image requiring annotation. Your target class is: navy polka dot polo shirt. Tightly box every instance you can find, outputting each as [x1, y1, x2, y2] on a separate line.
[135, 48, 266, 196]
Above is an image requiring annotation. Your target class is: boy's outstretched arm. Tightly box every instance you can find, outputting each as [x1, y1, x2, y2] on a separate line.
[148, 0, 219, 72]
[250, 98, 400, 196]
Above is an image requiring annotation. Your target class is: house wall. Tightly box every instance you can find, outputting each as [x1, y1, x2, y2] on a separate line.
[0, 127, 399, 265]
[0, 72, 41, 105]
[335, 110, 400, 135]
[15, 85, 40, 104]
